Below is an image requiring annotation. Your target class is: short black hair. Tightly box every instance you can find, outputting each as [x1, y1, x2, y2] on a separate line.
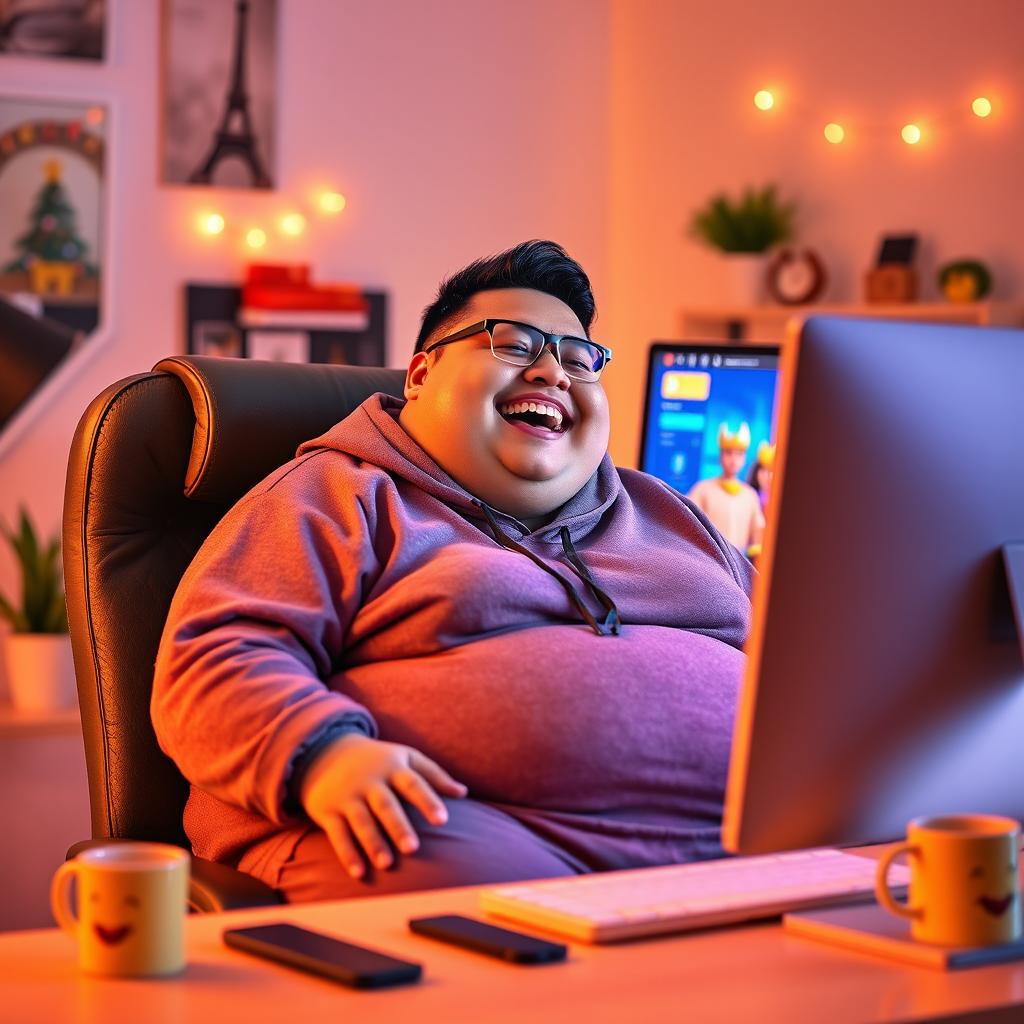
[414, 240, 596, 353]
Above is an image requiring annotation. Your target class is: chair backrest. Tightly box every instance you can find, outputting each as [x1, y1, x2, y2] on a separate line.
[63, 355, 406, 844]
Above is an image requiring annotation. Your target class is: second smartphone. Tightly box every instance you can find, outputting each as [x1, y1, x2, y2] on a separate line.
[409, 914, 567, 964]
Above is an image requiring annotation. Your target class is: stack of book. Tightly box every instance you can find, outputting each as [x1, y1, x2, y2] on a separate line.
[239, 264, 369, 331]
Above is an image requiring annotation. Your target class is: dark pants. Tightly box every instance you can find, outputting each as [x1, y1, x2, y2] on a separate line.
[239, 798, 589, 903]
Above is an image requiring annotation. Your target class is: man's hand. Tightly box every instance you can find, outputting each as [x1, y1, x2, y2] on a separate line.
[298, 733, 467, 878]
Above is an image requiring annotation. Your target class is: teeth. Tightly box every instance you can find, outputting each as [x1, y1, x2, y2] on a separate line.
[498, 400, 565, 431]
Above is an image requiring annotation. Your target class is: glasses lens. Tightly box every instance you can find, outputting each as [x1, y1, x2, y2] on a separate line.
[490, 322, 543, 364]
[559, 338, 605, 380]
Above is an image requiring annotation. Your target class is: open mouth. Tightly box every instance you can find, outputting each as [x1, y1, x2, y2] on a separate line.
[94, 923, 133, 946]
[497, 399, 570, 436]
[978, 893, 1016, 918]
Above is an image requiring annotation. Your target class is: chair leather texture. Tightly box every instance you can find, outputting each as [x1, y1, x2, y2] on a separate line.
[63, 355, 406, 910]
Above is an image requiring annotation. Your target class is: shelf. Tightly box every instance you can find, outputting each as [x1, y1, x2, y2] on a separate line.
[0, 705, 81, 738]
[679, 302, 1024, 343]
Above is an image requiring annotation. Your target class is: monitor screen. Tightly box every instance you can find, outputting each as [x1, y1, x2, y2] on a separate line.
[639, 343, 780, 554]
[724, 316, 1024, 854]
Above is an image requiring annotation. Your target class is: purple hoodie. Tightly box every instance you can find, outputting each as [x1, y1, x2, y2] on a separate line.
[153, 395, 753, 874]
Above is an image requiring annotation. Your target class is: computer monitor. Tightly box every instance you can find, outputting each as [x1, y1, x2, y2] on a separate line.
[723, 316, 1024, 855]
[638, 342, 780, 497]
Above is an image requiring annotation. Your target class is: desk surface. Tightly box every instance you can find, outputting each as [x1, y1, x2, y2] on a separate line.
[3, 881, 1024, 1024]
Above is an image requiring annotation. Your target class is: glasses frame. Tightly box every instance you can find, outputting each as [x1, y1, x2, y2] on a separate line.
[422, 319, 613, 381]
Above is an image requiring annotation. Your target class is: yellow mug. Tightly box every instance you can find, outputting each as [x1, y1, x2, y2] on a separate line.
[51, 842, 190, 976]
[875, 813, 1022, 946]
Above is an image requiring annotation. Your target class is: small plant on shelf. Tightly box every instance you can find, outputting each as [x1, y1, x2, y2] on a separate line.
[689, 185, 797, 253]
[0, 507, 68, 635]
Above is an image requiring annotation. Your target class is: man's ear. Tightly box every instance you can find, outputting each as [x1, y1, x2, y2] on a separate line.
[404, 351, 430, 402]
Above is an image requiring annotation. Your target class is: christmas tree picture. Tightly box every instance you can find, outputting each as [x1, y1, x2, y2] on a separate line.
[4, 159, 95, 297]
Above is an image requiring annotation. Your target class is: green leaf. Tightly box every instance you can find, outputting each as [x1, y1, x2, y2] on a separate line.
[0, 507, 65, 633]
[688, 184, 797, 253]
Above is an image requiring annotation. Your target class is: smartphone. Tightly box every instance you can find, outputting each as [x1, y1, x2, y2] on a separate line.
[408, 914, 567, 964]
[223, 922, 422, 989]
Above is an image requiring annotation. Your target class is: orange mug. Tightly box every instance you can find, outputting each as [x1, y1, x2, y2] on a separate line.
[875, 814, 1021, 946]
[51, 842, 190, 976]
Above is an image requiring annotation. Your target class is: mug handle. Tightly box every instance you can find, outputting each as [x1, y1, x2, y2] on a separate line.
[874, 842, 920, 920]
[50, 860, 82, 937]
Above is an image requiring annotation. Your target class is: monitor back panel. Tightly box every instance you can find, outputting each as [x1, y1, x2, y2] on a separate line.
[725, 316, 1024, 854]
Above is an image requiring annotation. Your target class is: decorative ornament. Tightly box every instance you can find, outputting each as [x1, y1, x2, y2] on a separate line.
[766, 247, 827, 305]
[938, 259, 992, 303]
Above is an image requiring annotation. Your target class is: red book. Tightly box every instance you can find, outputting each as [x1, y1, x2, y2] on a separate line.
[242, 263, 368, 313]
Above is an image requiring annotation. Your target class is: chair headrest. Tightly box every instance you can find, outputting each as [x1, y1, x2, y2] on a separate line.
[154, 356, 406, 503]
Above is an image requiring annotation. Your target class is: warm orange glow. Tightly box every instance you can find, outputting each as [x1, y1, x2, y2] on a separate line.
[823, 122, 845, 144]
[85, 106, 105, 126]
[318, 191, 347, 214]
[279, 212, 306, 236]
[972, 96, 992, 118]
[753, 90, 775, 111]
[199, 212, 225, 236]
[901, 123, 922, 145]
[245, 227, 267, 249]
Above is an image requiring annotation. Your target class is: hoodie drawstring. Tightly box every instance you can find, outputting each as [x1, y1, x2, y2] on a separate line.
[478, 503, 621, 637]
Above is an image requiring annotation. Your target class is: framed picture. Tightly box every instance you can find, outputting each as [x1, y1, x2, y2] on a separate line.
[161, 0, 276, 189]
[0, 95, 106, 448]
[0, 0, 105, 60]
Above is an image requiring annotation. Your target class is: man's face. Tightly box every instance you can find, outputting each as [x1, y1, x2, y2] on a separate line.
[399, 287, 610, 523]
[720, 447, 747, 479]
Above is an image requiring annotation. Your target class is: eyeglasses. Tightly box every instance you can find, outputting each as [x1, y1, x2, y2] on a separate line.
[423, 319, 613, 382]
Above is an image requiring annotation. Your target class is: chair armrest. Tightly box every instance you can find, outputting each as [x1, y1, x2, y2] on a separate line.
[66, 839, 283, 912]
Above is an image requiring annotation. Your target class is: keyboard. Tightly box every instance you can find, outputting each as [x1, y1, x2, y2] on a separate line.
[480, 848, 911, 942]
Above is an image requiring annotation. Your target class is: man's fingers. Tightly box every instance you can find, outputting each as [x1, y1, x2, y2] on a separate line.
[366, 784, 420, 855]
[321, 815, 367, 880]
[408, 750, 468, 798]
[390, 768, 451, 826]
[344, 799, 394, 871]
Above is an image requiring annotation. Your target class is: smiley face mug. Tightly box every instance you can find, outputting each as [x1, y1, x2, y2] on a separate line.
[50, 842, 190, 976]
[875, 814, 1022, 946]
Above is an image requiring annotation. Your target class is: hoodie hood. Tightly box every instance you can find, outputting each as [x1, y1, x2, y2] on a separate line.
[297, 393, 621, 543]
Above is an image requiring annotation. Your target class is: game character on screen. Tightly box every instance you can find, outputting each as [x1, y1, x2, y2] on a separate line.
[747, 441, 775, 513]
[153, 241, 753, 904]
[687, 422, 765, 556]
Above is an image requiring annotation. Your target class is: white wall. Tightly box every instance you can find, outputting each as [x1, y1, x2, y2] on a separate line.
[0, 0, 611, 692]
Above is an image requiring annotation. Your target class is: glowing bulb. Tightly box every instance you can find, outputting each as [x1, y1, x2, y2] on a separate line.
[85, 106, 105, 126]
[753, 90, 775, 111]
[199, 212, 225, 236]
[279, 212, 306, 237]
[318, 191, 347, 214]
[901, 123, 921, 145]
[245, 227, 267, 249]
[972, 96, 992, 118]
[823, 122, 845, 144]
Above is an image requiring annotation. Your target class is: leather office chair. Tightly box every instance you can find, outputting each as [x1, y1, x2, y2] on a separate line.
[63, 355, 406, 911]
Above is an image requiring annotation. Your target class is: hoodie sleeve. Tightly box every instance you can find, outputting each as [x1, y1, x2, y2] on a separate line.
[152, 459, 379, 825]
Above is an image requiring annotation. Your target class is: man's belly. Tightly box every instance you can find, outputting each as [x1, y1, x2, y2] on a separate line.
[335, 624, 743, 829]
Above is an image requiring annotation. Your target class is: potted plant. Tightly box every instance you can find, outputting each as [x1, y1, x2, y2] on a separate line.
[688, 185, 797, 304]
[0, 507, 76, 712]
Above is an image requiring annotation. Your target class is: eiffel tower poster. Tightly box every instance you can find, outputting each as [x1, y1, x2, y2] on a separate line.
[162, 0, 276, 189]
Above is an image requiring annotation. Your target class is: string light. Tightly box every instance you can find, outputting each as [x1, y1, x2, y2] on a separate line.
[199, 212, 225, 236]
[750, 81, 1005, 146]
[318, 191, 347, 214]
[279, 212, 306, 237]
[901, 123, 922, 145]
[823, 122, 845, 144]
[191, 187, 347, 247]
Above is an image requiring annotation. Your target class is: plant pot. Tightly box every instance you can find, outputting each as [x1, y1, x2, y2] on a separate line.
[3, 633, 77, 712]
[722, 253, 769, 305]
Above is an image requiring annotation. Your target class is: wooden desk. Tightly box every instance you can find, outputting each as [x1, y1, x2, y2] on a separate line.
[3, 882, 1024, 1023]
